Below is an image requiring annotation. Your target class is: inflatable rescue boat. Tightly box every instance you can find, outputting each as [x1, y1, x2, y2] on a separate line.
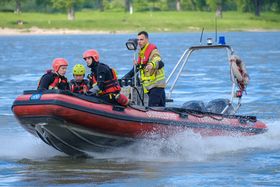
[12, 43, 268, 156]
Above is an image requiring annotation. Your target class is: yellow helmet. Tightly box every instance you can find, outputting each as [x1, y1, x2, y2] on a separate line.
[73, 64, 86, 76]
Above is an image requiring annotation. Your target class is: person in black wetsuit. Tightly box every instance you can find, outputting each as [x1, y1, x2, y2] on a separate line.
[83, 49, 123, 104]
[37, 58, 69, 91]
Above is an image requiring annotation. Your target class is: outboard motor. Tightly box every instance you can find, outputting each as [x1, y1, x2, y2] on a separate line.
[182, 100, 206, 112]
[206, 98, 234, 115]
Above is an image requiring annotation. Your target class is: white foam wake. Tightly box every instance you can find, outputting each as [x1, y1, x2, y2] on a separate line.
[0, 133, 63, 160]
[1, 120, 279, 161]
[92, 120, 280, 162]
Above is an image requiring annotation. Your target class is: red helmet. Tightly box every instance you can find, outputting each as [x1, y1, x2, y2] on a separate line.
[83, 49, 99, 62]
[52, 58, 68, 72]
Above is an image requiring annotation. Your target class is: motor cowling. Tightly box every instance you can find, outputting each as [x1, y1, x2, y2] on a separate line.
[181, 100, 206, 112]
[206, 98, 234, 115]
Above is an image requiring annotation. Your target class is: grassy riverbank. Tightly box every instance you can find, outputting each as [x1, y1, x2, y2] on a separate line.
[0, 11, 279, 34]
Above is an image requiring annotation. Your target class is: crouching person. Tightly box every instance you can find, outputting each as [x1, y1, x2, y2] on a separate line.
[83, 49, 128, 106]
[69, 64, 89, 94]
[38, 58, 69, 91]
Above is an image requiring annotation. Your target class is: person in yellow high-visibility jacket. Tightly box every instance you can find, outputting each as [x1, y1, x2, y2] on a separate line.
[122, 31, 166, 107]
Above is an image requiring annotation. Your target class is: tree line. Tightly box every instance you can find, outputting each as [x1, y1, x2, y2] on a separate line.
[1, 0, 279, 20]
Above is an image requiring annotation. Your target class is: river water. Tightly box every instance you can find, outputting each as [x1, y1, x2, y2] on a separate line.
[1, 32, 280, 186]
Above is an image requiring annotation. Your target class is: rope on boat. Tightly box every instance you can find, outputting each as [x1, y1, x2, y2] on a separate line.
[129, 106, 226, 121]
[164, 107, 225, 121]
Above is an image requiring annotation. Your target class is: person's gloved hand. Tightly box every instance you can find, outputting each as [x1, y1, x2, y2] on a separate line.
[89, 87, 99, 94]
[87, 84, 100, 96]
[145, 63, 153, 72]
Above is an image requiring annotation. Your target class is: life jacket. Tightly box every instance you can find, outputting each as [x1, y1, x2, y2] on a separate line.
[137, 43, 157, 65]
[70, 79, 89, 94]
[137, 44, 165, 93]
[38, 70, 68, 90]
[49, 75, 68, 90]
[88, 66, 121, 95]
[99, 68, 121, 95]
[87, 73, 97, 86]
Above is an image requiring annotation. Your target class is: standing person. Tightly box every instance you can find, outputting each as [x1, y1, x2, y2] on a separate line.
[122, 31, 166, 107]
[69, 64, 89, 94]
[37, 58, 69, 91]
[83, 49, 124, 105]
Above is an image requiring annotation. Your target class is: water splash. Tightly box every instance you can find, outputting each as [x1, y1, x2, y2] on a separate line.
[1, 117, 279, 162]
[0, 133, 63, 160]
[92, 120, 280, 162]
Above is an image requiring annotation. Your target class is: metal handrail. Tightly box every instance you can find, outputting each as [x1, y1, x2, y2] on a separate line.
[166, 44, 244, 114]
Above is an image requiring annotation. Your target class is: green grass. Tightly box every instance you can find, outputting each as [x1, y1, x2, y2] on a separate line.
[0, 11, 279, 32]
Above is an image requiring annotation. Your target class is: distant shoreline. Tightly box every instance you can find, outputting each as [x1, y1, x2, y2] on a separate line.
[1, 11, 279, 35]
[0, 27, 131, 36]
[0, 27, 279, 36]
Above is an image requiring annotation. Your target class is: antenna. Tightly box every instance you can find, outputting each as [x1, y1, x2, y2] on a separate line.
[215, 16, 217, 44]
[200, 27, 204, 45]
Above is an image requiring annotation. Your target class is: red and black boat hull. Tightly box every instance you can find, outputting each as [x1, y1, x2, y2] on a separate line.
[12, 90, 267, 156]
